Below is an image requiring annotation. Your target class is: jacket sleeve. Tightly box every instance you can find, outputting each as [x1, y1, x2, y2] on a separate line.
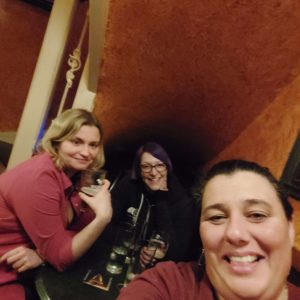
[167, 198, 196, 261]
[110, 175, 133, 222]
[152, 191, 173, 235]
[153, 178, 197, 262]
[101, 174, 135, 243]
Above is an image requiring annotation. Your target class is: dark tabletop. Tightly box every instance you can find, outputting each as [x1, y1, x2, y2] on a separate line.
[35, 238, 126, 300]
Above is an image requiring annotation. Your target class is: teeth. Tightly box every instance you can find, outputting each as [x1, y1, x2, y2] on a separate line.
[229, 255, 257, 263]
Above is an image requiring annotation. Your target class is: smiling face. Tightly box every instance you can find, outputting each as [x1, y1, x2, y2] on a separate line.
[57, 125, 101, 175]
[140, 152, 168, 191]
[200, 171, 294, 300]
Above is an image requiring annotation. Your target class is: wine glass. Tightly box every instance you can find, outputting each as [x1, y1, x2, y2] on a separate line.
[80, 169, 106, 196]
[145, 231, 169, 268]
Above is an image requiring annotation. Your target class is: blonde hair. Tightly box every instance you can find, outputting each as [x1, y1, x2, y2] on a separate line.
[40, 108, 105, 170]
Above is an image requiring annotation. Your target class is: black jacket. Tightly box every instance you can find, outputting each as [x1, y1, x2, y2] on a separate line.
[105, 172, 197, 262]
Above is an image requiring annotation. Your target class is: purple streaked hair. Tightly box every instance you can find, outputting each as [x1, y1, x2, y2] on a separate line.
[131, 142, 173, 180]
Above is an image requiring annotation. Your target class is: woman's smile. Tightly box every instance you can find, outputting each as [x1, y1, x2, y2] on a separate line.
[223, 253, 264, 275]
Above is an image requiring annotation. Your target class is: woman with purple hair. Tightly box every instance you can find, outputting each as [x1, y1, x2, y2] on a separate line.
[109, 142, 196, 266]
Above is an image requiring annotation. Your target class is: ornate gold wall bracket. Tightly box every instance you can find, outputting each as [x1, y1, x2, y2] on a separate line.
[57, 11, 88, 115]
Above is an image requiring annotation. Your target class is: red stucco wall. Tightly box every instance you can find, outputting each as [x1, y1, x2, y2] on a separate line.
[206, 75, 300, 178]
[0, 1, 49, 130]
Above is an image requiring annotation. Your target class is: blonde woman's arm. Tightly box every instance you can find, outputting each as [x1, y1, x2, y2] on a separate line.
[71, 179, 112, 260]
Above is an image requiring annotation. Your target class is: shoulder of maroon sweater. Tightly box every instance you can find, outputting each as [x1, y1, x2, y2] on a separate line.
[153, 261, 214, 298]
[118, 262, 214, 300]
[0, 153, 49, 184]
[140, 261, 195, 282]
[1, 152, 56, 175]
[0, 152, 72, 194]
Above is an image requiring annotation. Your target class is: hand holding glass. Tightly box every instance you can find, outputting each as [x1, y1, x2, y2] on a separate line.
[80, 169, 106, 196]
[140, 231, 169, 269]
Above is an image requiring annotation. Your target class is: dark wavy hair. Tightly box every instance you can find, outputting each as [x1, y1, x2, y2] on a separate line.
[131, 142, 173, 180]
[200, 159, 293, 220]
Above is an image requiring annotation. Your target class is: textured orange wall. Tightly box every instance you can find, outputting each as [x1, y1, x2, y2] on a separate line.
[95, 0, 300, 167]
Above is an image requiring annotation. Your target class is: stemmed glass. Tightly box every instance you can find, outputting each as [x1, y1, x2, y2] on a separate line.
[116, 231, 169, 288]
[145, 231, 169, 268]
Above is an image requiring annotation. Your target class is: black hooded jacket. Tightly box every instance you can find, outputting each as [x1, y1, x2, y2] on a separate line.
[105, 172, 197, 262]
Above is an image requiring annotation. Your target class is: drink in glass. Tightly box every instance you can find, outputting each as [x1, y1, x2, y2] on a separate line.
[106, 244, 129, 274]
[106, 224, 135, 275]
[80, 169, 106, 196]
[146, 231, 169, 268]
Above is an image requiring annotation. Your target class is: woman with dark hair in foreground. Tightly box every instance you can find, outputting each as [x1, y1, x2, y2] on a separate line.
[117, 159, 300, 300]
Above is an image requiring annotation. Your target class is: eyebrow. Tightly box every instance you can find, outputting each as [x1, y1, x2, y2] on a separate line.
[70, 137, 100, 144]
[244, 198, 272, 208]
[201, 203, 226, 215]
[140, 163, 164, 165]
[202, 198, 272, 215]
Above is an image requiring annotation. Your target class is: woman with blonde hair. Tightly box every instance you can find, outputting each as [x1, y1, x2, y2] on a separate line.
[0, 108, 112, 300]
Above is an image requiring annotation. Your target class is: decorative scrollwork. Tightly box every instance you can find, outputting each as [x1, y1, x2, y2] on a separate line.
[66, 48, 82, 88]
[57, 11, 89, 115]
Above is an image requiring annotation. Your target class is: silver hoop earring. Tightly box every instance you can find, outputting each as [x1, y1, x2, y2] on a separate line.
[197, 249, 205, 267]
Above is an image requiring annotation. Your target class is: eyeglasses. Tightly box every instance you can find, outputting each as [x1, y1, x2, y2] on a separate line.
[140, 163, 167, 173]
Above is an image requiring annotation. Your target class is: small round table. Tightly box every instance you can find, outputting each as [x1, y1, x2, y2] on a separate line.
[35, 239, 127, 300]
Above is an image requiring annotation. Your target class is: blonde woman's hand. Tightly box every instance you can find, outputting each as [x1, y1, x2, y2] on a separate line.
[0, 246, 44, 273]
[79, 179, 112, 223]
